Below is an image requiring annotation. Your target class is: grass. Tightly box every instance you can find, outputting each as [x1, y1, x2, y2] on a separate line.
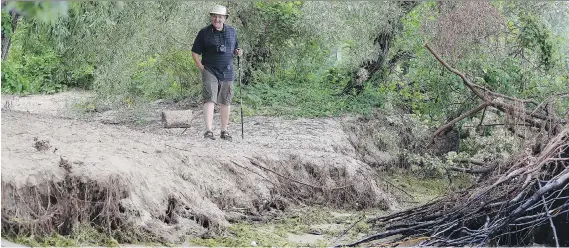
[4, 224, 119, 247]
[190, 207, 374, 247]
[239, 77, 386, 119]
[389, 171, 474, 204]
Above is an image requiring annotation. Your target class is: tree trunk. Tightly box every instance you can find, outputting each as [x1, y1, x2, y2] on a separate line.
[341, 1, 419, 95]
[1, 11, 20, 61]
[161, 110, 194, 128]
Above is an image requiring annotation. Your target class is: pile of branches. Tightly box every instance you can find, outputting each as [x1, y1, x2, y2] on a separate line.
[345, 44, 569, 247]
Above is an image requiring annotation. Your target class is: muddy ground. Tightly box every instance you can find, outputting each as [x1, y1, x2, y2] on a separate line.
[1, 90, 438, 246]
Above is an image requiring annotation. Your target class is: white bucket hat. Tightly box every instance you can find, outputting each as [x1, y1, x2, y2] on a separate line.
[210, 5, 228, 16]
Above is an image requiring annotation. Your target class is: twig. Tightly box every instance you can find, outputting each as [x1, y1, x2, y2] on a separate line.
[230, 161, 276, 187]
[384, 179, 415, 199]
[344, 220, 440, 247]
[248, 159, 352, 191]
[463, 123, 534, 128]
[500, 168, 569, 230]
[332, 215, 365, 245]
[530, 93, 569, 117]
[478, 106, 487, 128]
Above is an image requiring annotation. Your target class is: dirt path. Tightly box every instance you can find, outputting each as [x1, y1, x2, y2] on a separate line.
[1, 91, 395, 244]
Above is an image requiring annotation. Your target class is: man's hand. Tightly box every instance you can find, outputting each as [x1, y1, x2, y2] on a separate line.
[192, 52, 205, 72]
[234, 48, 243, 57]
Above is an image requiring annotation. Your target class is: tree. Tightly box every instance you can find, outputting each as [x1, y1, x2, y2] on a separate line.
[1, 1, 68, 61]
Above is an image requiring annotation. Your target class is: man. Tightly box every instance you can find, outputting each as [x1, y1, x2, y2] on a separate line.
[191, 4, 243, 141]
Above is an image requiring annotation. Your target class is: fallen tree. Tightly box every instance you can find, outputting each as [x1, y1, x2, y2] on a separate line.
[344, 43, 569, 247]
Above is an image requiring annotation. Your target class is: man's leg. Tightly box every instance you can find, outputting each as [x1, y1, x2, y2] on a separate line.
[218, 81, 234, 140]
[204, 101, 215, 132]
[220, 104, 230, 131]
[202, 70, 218, 139]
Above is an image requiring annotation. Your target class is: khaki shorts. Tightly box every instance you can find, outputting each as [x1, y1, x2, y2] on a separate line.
[202, 69, 234, 105]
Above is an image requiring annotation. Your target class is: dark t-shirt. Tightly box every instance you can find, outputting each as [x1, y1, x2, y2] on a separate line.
[191, 24, 238, 81]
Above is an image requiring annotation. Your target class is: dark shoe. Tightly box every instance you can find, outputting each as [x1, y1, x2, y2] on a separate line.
[203, 131, 216, 140]
[220, 131, 232, 141]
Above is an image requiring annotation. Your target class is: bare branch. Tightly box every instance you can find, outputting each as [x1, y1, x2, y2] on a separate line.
[430, 102, 490, 144]
[424, 43, 487, 100]
[538, 181, 560, 248]
[449, 166, 492, 174]
[454, 158, 485, 166]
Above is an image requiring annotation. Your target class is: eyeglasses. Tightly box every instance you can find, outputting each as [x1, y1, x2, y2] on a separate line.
[210, 14, 226, 19]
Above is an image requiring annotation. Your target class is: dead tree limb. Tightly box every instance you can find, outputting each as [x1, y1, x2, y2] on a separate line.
[424, 43, 558, 134]
[539, 181, 560, 248]
[430, 102, 489, 144]
[454, 158, 484, 166]
[449, 166, 492, 174]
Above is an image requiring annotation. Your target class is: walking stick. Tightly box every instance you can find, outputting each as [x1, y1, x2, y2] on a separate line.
[238, 56, 244, 139]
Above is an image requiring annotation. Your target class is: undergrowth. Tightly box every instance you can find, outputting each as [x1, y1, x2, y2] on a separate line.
[4, 224, 119, 247]
[190, 207, 372, 247]
[188, 171, 466, 248]
[243, 83, 383, 118]
[389, 171, 474, 204]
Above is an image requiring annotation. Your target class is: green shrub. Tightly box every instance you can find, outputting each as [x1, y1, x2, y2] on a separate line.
[1, 48, 66, 94]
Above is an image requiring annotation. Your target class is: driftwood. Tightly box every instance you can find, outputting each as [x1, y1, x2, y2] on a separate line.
[343, 43, 569, 247]
[161, 110, 193, 128]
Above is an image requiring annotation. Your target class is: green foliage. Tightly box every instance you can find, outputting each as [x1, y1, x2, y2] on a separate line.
[517, 15, 554, 70]
[459, 117, 523, 162]
[1, 3, 95, 94]
[243, 67, 385, 118]
[129, 49, 201, 101]
[3, 1, 567, 121]
[2, 10, 15, 38]
[6, 224, 118, 247]
[253, 1, 303, 46]
[4, 1, 68, 24]
[1, 44, 66, 94]
[390, 172, 472, 203]
[192, 223, 290, 247]
[192, 207, 368, 247]
[238, 1, 306, 75]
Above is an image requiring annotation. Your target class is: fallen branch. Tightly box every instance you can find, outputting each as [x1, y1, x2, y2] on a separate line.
[454, 158, 484, 166]
[345, 220, 440, 247]
[430, 102, 489, 144]
[538, 181, 560, 248]
[424, 43, 556, 130]
[473, 83, 539, 105]
[448, 166, 492, 174]
[332, 215, 365, 245]
[384, 179, 415, 199]
[423, 43, 486, 100]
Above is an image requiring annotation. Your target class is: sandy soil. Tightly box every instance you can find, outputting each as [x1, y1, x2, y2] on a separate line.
[1, 91, 395, 244]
